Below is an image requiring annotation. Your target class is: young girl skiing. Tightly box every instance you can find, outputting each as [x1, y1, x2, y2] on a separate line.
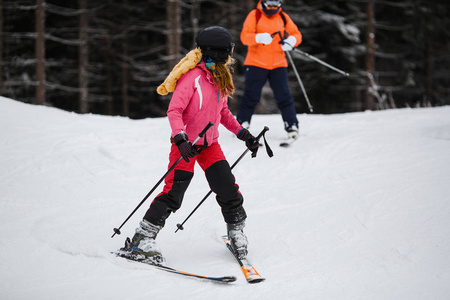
[120, 26, 259, 263]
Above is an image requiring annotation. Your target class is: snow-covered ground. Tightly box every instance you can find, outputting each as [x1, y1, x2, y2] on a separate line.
[1, 96, 450, 300]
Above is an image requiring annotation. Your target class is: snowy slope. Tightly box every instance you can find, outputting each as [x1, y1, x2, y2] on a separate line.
[1, 96, 450, 300]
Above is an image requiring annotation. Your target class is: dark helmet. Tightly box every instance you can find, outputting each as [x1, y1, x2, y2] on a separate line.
[195, 26, 235, 63]
[261, 0, 282, 16]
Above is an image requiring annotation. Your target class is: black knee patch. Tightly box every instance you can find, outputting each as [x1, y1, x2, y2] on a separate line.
[205, 161, 237, 199]
[143, 170, 193, 227]
[143, 199, 171, 227]
[205, 160, 247, 224]
[168, 169, 194, 209]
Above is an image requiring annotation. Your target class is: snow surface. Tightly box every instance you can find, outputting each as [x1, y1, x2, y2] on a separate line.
[1, 96, 450, 300]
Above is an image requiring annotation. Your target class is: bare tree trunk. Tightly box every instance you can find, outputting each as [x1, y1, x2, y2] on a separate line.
[0, 0, 3, 95]
[35, 0, 45, 105]
[190, 0, 200, 48]
[228, 0, 238, 37]
[101, 30, 113, 115]
[78, 0, 89, 113]
[121, 42, 129, 116]
[365, 0, 375, 110]
[425, 38, 433, 105]
[167, 0, 181, 70]
[106, 51, 113, 116]
[246, 0, 254, 12]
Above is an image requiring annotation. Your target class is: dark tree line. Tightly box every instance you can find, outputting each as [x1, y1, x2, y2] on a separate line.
[1, 0, 449, 118]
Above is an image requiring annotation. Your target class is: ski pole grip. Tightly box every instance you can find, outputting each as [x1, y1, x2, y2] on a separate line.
[255, 126, 269, 141]
[199, 121, 214, 138]
[191, 121, 214, 146]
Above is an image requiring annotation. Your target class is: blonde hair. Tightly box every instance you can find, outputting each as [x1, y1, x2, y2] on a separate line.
[210, 57, 236, 98]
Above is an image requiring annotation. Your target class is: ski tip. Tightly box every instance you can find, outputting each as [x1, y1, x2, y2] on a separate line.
[221, 276, 238, 283]
[247, 277, 266, 284]
[280, 138, 298, 147]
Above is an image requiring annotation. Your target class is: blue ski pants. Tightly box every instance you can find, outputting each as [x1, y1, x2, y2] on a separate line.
[236, 66, 298, 131]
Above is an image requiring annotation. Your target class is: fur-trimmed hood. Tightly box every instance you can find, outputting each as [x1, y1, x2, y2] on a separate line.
[157, 48, 203, 95]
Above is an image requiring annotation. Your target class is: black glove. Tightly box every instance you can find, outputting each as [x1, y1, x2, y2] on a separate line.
[237, 128, 259, 155]
[173, 132, 200, 162]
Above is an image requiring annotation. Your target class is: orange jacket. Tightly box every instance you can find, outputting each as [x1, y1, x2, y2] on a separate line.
[240, 1, 302, 70]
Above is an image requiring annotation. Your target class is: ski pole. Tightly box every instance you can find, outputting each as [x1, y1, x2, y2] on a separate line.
[112, 121, 214, 238]
[292, 48, 350, 77]
[175, 126, 272, 233]
[286, 50, 314, 113]
[271, 31, 314, 113]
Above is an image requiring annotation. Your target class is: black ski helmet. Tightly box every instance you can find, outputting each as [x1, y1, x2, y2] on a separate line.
[195, 26, 234, 63]
[262, 0, 282, 16]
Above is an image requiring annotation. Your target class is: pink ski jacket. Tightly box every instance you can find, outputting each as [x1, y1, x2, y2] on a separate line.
[167, 61, 243, 146]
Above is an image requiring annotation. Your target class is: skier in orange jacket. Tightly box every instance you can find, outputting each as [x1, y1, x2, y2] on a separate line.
[237, 0, 302, 140]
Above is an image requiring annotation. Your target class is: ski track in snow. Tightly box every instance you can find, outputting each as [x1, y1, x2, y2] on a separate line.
[1, 96, 450, 300]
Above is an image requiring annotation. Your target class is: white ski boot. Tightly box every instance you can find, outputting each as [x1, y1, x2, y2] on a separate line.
[127, 220, 164, 264]
[227, 221, 248, 259]
[287, 124, 299, 140]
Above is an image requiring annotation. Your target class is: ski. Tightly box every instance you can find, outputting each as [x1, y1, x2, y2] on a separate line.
[113, 238, 236, 284]
[280, 137, 298, 147]
[222, 236, 265, 284]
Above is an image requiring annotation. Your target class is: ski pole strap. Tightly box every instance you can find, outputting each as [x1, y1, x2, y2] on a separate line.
[262, 130, 273, 158]
[196, 121, 213, 153]
[195, 132, 209, 154]
[198, 121, 214, 138]
[253, 126, 273, 158]
[271, 30, 286, 41]
[191, 121, 214, 150]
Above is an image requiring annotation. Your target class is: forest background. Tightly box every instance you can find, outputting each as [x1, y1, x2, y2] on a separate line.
[1, 0, 449, 119]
